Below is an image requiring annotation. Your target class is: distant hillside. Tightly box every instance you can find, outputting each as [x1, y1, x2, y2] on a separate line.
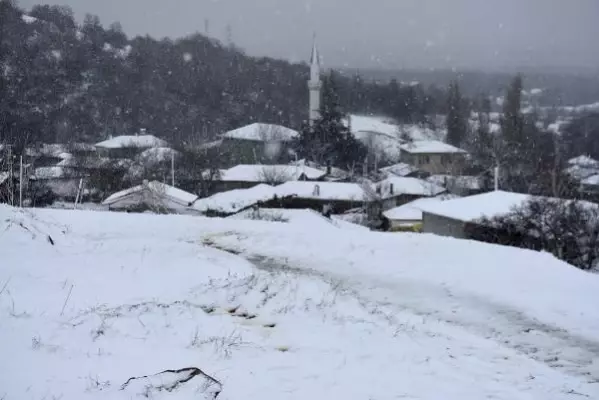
[340, 68, 599, 107]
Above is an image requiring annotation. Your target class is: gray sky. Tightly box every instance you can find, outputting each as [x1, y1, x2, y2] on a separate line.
[19, 0, 599, 71]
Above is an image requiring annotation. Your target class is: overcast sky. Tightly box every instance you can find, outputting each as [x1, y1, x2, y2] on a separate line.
[19, 0, 599, 71]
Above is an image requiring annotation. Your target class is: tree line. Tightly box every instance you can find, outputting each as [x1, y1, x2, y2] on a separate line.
[0, 1, 451, 151]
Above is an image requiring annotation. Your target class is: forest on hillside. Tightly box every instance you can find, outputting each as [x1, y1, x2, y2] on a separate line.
[0, 1, 455, 149]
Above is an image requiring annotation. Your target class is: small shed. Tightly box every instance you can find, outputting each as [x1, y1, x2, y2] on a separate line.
[102, 180, 199, 214]
[382, 194, 458, 230]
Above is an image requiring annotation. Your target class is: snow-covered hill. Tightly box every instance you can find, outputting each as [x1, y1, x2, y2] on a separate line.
[1, 206, 598, 400]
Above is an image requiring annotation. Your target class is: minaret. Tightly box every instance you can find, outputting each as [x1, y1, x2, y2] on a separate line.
[308, 36, 322, 127]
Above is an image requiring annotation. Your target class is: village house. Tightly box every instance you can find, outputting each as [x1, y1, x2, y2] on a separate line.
[265, 181, 375, 214]
[95, 129, 169, 158]
[399, 140, 468, 175]
[210, 164, 326, 194]
[217, 123, 299, 166]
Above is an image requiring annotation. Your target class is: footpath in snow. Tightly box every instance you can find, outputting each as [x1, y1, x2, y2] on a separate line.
[1, 205, 598, 400]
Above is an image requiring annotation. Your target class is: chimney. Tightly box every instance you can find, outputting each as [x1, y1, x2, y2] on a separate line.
[313, 184, 320, 196]
[389, 183, 394, 195]
[326, 161, 332, 175]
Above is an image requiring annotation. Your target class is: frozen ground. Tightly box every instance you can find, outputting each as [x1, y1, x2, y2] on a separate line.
[1, 205, 598, 400]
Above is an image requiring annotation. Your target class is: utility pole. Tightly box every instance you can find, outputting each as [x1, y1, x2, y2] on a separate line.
[171, 151, 175, 186]
[494, 165, 500, 191]
[19, 155, 23, 207]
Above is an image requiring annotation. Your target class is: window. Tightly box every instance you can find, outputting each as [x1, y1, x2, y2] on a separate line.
[419, 155, 430, 165]
[441, 155, 451, 165]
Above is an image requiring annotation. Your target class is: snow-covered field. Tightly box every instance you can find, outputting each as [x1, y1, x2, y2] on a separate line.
[1, 205, 599, 400]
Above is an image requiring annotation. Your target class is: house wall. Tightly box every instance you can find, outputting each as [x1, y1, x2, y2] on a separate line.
[219, 138, 295, 167]
[389, 218, 421, 229]
[263, 197, 366, 214]
[400, 150, 466, 175]
[96, 147, 145, 159]
[381, 194, 424, 210]
[421, 212, 466, 239]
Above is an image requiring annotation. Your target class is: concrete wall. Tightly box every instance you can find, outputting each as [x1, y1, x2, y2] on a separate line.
[421, 212, 466, 239]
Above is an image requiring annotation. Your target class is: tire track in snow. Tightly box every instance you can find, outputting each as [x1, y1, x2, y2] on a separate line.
[207, 243, 599, 384]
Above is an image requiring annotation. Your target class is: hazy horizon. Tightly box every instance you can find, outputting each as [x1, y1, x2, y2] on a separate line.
[19, 0, 599, 72]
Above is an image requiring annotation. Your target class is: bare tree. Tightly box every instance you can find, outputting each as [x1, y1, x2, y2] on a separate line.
[259, 166, 293, 185]
[477, 197, 599, 270]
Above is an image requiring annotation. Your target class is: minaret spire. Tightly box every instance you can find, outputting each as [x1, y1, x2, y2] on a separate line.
[308, 33, 322, 127]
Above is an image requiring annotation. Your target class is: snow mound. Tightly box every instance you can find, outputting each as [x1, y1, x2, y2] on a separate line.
[1, 206, 599, 400]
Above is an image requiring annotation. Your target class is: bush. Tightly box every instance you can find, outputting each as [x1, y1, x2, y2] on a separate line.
[477, 198, 599, 270]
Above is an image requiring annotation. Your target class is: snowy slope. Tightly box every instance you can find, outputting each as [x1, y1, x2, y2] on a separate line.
[1, 206, 598, 400]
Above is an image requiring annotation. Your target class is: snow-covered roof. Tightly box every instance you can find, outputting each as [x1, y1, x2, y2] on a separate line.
[377, 176, 446, 198]
[0, 172, 9, 185]
[427, 175, 483, 191]
[221, 123, 299, 142]
[34, 166, 71, 179]
[379, 163, 419, 177]
[274, 181, 368, 202]
[418, 190, 532, 222]
[400, 140, 467, 154]
[565, 164, 599, 180]
[581, 174, 599, 186]
[21, 14, 37, 24]
[220, 164, 326, 182]
[190, 184, 277, 214]
[383, 195, 458, 221]
[95, 135, 168, 149]
[136, 147, 180, 163]
[346, 115, 399, 137]
[103, 181, 197, 207]
[567, 155, 599, 168]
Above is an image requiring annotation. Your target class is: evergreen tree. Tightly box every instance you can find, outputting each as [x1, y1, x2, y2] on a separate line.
[501, 75, 524, 144]
[297, 71, 367, 169]
[445, 81, 467, 148]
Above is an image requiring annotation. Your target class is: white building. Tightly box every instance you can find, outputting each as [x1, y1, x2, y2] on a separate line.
[308, 37, 322, 127]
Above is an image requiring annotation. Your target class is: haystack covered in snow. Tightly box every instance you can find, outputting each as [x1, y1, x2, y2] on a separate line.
[102, 180, 198, 214]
